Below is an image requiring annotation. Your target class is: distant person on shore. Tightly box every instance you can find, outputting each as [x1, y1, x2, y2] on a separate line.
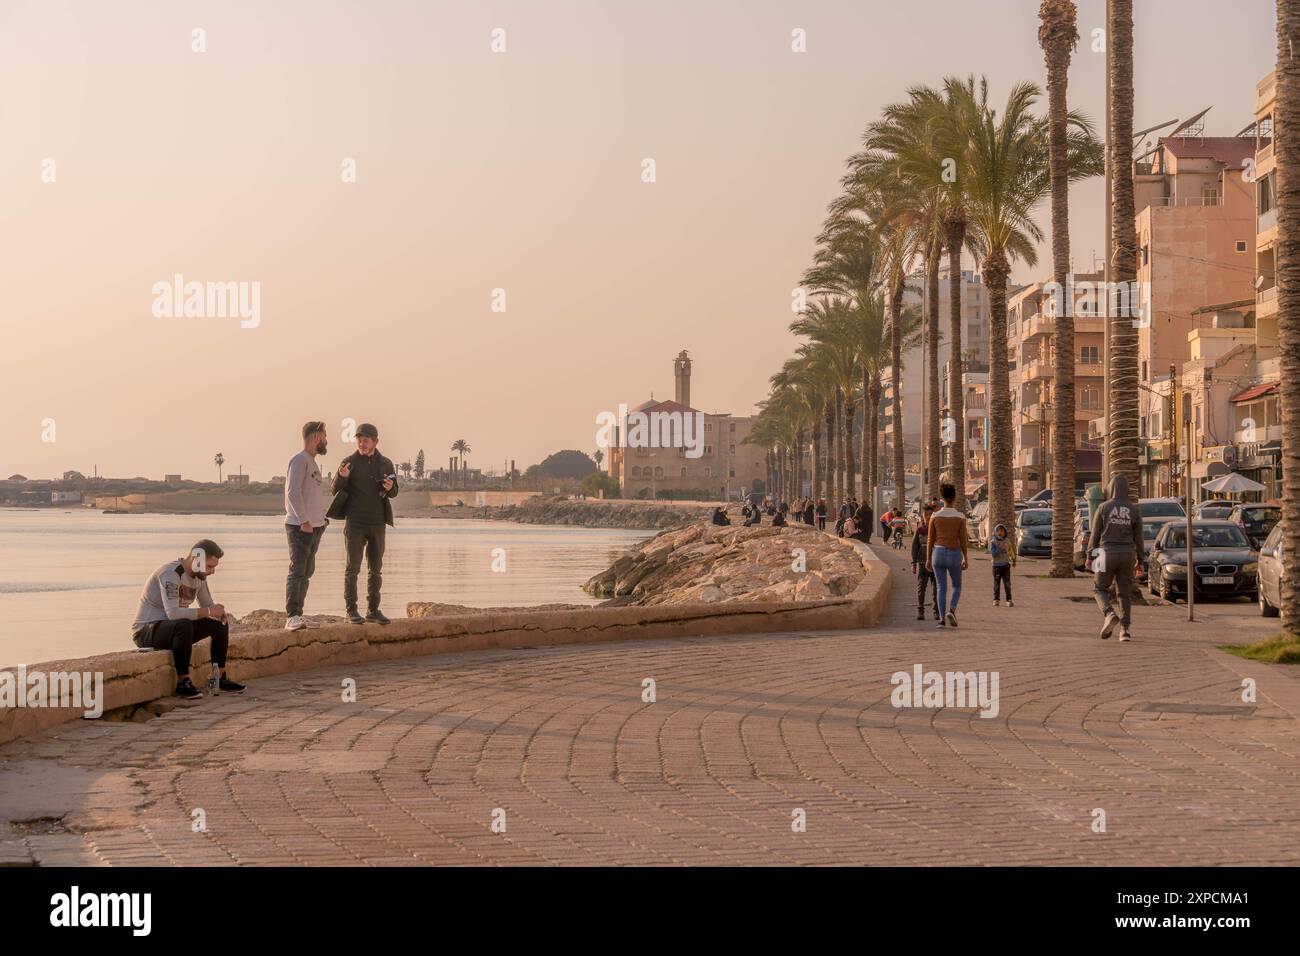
[772, 503, 788, 527]
[131, 539, 246, 700]
[911, 502, 939, 621]
[328, 423, 399, 625]
[816, 498, 827, 530]
[284, 421, 330, 631]
[803, 499, 815, 525]
[925, 482, 969, 628]
[711, 506, 731, 526]
[855, 501, 874, 544]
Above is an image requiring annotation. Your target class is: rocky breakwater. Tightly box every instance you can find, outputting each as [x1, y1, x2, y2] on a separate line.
[491, 496, 714, 530]
[584, 522, 865, 605]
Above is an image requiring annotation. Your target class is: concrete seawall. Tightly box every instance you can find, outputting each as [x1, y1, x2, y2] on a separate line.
[0, 537, 888, 748]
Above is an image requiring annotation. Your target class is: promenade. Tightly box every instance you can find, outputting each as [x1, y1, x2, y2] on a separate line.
[2, 541, 1298, 866]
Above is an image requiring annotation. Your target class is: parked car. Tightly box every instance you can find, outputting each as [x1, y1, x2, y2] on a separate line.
[1136, 516, 1180, 581]
[1146, 520, 1258, 603]
[1026, 488, 1052, 506]
[1139, 497, 1186, 520]
[1194, 500, 1235, 520]
[967, 501, 989, 548]
[1257, 524, 1285, 617]
[1228, 502, 1280, 549]
[1015, 508, 1053, 557]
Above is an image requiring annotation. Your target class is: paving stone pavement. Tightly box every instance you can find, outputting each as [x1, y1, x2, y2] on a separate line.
[2, 540, 1298, 866]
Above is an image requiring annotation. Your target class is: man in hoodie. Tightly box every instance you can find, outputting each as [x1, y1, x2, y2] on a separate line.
[1086, 473, 1144, 641]
[988, 522, 1016, 607]
[911, 501, 940, 621]
[327, 423, 399, 625]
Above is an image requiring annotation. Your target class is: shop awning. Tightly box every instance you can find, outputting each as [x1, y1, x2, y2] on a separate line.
[1230, 382, 1279, 403]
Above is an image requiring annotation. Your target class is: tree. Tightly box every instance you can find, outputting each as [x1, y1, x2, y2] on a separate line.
[1107, 0, 1141, 509]
[957, 77, 1103, 538]
[534, 449, 598, 479]
[580, 471, 619, 498]
[592, 448, 605, 469]
[214, 452, 225, 483]
[1278, 0, 1300, 632]
[1041, 0, 1080, 577]
[414, 449, 425, 479]
[450, 439, 471, 487]
[399, 461, 413, 479]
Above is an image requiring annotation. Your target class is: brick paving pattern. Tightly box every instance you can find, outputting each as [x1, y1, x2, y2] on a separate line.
[2, 542, 1298, 866]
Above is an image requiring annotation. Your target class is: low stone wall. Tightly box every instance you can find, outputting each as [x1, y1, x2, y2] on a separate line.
[0, 536, 888, 748]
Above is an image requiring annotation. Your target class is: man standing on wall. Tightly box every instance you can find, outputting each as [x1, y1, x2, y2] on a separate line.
[284, 421, 330, 631]
[328, 423, 399, 625]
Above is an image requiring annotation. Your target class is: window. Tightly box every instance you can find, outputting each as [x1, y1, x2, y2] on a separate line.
[680, 466, 687, 477]
[729, 444, 736, 454]
[729, 422, 736, 432]
[654, 466, 664, 479]
[1141, 246, 1149, 265]
[630, 466, 641, 479]
[1080, 345, 1100, 365]
[729, 468, 736, 478]
[704, 422, 712, 432]
[1202, 185, 1220, 206]
[704, 466, 712, 478]
[704, 445, 713, 455]
[1141, 360, 1148, 382]
[1236, 240, 1248, 253]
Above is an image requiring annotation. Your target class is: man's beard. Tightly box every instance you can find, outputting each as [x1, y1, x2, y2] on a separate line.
[317, 440, 328, 455]
[191, 571, 208, 580]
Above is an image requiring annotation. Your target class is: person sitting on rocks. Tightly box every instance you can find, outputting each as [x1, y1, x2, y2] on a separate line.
[772, 504, 788, 527]
[130, 539, 247, 700]
[711, 506, 731, 526]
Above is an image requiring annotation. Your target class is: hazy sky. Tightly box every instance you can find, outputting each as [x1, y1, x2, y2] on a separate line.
[0, 0, 1277, 480]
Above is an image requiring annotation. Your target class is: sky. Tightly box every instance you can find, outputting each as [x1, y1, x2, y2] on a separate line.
[0, 0, 1278, 481]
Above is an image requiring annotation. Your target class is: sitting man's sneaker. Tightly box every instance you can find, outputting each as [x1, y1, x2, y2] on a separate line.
[347, 608, 366, 625]
[946, 611, 958, 628]
[218, 676, 246, 693]
[285, 615, 307, 631]
[1119, 628, 1132, 642]
[1100, 612, 1119, 640]
[175, 678, 202, 700]
[366, 609, 391, 626]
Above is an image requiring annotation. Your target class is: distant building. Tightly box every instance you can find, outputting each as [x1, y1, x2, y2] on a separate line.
[225, 474, 250, 487]
[269, 475, 286, 486]
[51, 491, 82, 503]
[608, 350, 766, 500]
[164, 474, 182, 484]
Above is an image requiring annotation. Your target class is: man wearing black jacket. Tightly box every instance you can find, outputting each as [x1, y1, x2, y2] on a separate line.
[911, 502, 940, 621]
[328, 423, 399, 624]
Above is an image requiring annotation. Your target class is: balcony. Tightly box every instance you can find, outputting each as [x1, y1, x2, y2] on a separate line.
[1235, 423, 1282, 445]
[1258, 284, 1278, 319]
[1258, 142, 1274, 164]
[1259, 208, 1278, 234]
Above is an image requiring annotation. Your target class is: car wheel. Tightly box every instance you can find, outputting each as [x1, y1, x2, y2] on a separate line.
[1260, 588, 1279, 618]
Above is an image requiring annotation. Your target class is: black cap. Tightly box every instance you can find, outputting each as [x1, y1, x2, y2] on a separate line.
[356, 423, 379, 440]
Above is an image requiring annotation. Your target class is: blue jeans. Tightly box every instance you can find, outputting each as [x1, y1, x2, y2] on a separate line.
[932, 546, 964, 616]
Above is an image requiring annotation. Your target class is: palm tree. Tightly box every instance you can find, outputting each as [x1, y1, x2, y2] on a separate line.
[213, 452, 224, 483]
[450, 439, 471, 487]
[1277, 0, 1300, 632]
[957, 77, 1103, 538]
[399, 461, 413, 480]
[1040, 0, 1080, 577]
[1107, 0, 1141, 507]
[593, 448, 605, 470]
[791, 298, 859, 506]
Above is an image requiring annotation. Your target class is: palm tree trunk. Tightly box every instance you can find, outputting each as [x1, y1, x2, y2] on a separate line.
[985, 247, 1016, 537]
[811, 419, 822, 506]
[945, 212, 968, 498]
[926, 241, 942, 503]
[824, 402, 836, 504]
[1108, 0, 1141, 500]
[1043, 0, 1079, 577]
[1278, 0, 1300, 633]
[891, 278, 906, 511]
[861, 367, 873, 500]
[844, 392, 857, 500]
[833, 387, 844, 506]
[870, 380, 883, 506]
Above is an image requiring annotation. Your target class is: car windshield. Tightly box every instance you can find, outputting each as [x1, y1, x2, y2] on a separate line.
[1242, 507, 1277, 522]
[1019, 511, 1052, 527]
[1142, 521, 1169, 541]
[1141, 500, 1185, 517]
[1198, 504, 1232, 516]
[1163, 525, 1251, 549]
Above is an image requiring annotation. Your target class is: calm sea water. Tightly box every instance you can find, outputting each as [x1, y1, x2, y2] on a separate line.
[0, 509, 651, 667]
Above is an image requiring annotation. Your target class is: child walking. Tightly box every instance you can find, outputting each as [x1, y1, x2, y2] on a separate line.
[989, 523, 1016, 607]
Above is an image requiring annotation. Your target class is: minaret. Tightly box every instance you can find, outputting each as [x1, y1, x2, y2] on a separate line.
[673, 350, 692, 407]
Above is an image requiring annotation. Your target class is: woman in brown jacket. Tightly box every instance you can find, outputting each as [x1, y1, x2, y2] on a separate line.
[925, 482, 969, 628]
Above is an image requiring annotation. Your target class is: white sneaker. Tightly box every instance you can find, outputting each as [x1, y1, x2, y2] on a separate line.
[1007, 600, 1014, 607]
[1119, 629, 1131, 642]
[994, 600, 1000, 607]
[1100, 612, 1119, 640]
[285, 615, 307, 631]
[303, 617, 321, 629]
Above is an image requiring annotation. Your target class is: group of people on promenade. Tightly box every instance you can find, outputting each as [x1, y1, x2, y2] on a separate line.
[129, 421, 400, 700]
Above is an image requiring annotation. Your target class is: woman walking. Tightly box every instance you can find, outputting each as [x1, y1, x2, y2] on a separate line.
[925, 482, 969, 628]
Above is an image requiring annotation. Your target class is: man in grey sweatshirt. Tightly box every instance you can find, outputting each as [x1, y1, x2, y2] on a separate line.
[1087, 473, 1144, 641]
[284, 421, 330, 630]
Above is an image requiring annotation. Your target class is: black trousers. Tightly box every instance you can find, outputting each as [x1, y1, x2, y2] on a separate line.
[285, 524, 326, 616]
[136, 618, 228, 675]
[916, 568, 939, 614]
[993, 564, 1013, 601]
[344, 521, 386, 612]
